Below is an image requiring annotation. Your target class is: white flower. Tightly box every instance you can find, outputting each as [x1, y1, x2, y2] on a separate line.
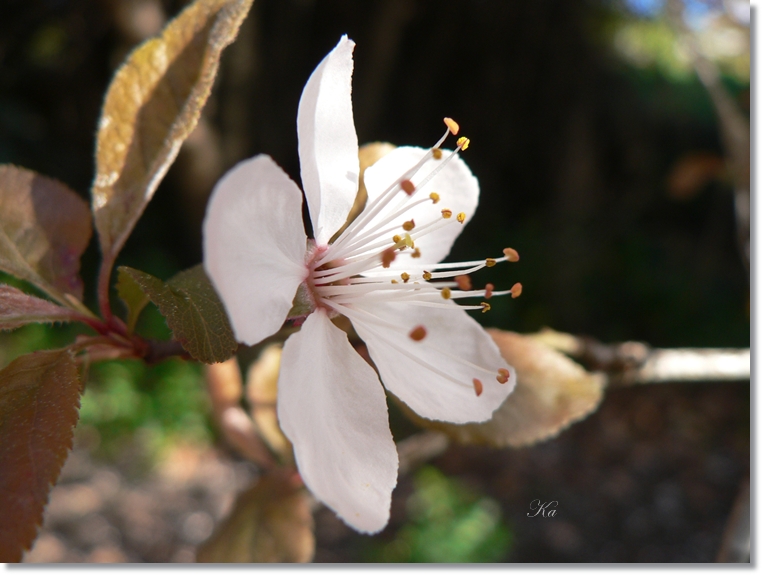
[203, 35, 520, 533]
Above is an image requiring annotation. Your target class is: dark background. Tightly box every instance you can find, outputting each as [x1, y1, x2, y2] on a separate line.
[0, 0, 750, 563]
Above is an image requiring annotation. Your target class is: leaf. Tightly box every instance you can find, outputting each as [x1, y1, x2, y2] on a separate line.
[196, 470, 314, 563]
[91, 0, 253, 266]
[402, 330, 605, 448]
[0, 284, 81, 331]
[0, 165, 92, 302]
[116, 267, 150, 333]
[119, 264, 236, 363]
[0, 348, 81, 562]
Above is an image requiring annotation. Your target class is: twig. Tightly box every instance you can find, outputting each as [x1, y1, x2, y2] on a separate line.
[397, 431, 450, 476]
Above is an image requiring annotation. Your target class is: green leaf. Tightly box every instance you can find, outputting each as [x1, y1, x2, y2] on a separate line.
[0, 348, 81, 562]
[119, 265, 236, 363]
[91, 0, 254, 266]
[0, 284, 82, 331]
[116, 267, 150, 333]
[196, 471, 314, 563]
[0, 165, 92, 303]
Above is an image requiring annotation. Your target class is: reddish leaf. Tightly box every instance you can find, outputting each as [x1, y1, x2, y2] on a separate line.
[0, 284, 82, 331]
[0, 349, 81, 562]
[0, 165, 91, 302]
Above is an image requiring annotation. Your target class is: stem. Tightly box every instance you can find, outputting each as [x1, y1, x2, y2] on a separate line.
[97, 253, 115, 322]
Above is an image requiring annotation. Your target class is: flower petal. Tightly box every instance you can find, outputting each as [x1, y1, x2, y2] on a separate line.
[362, 146, 479, 268]
[203, 155, 307, 346]
[278, 310, 398, 533]
[297, 35, 360, 246]
[349, 301, 515, 423]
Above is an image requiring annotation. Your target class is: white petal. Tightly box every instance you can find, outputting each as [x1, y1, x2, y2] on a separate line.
[203, 155, 307, 346]
[297, 35, 360, 245]
[278, 310, 398, 533]
[362, 146, 479, 269]
[349, 301, 515, 423]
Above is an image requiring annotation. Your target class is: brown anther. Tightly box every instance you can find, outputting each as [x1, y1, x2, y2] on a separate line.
[510, 282, 523, 298]
[485, 258, 497, 267]
[484, 283, 494, 299]
[444, 117, 460, 135]
[432, 148, 443, 160]
[441, 287, 452, 300]
[411, 248, 422, 258]
[441, 209, 453, 219]
[429, 192, 440, 203]
[401, 180, 416, 195]
[455, 275, 472, 290]
[496, 368, 510, 384]
[472, 378, 483, 397]
[456, 136, 470, 150]
[392, 234, 402, 244]
[503, 247, 519, 262]
[402, 219, 415, 231]
[401, 272, 410, 283]
[456, 212, 466, 224]
[481, 302, 491, 313]
[381, 247, 396, 268]
[409, 325, 427, 342]
[422, 271, 432, 281]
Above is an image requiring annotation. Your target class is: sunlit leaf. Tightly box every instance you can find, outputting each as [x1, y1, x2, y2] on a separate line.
[0, 348, 81, 562]
[403, 330, 605, 448]
[0, 284, 82, 331]
[0, 165, 91, 303]
[91, 0, 254, 265]
[196, 470, 314, 563]
[116, 266, 150, 333]
[119, 265, 236, 363]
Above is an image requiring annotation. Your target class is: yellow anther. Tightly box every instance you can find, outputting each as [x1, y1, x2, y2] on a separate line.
[391, 279, 398, 284]
[481, 302, 491, 313]
[441, 209, 453, 219]
[401, 180, 416, 195]
[456, 136, 470, 150]
[409, 325, 427, 341]
[510, 282, 523, 298]
[422, 271, 432, 281]
[503, 247, 520, 262]
[429, 192, 440, 204]
[472, 378, 483, 397]
[432, 148, 443, 160]
[392, 234, 402, 244]
[401, 272, 410, 283]
[411, 247, 421, 258]
[485, 258, 497, 267]
[497, 368, 510, 384]
[444, 117, 460, 135]
[441, 287, 452, 300]
[402, 219, 415, 231]
[456, 212, 466, 224]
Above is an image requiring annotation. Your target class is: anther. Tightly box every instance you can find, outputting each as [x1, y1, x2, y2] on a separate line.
[432, 148, 443, 160]
[401, 180, 416, 195]
[485, 258, 497, 267]
[401, 272, 410, 283]
[444, 117, 460, 135]
[455, 275, 472, 290]
[429, 192, 440, 203]
[392, 234, 402, 244]
[409, 325, 427, 341]
[456, 136, 470, 150]
[484, 283, 494, 299]
[472, 378, 483, 397]
[402, 219, 415, 231]
[456, 212, 466, 224]
[381, 247, 396, 268]
[422, 271, 432, 281]
[441, 287, 452, 300]
[411, 247, 422, 258]
[510, 282, 523, 298]
[441, 209, 453, 219]
[481, 302, 491, 313]
[497, 368, 510, 384]
[503, 247, 520, 262]
[391, 279, 398, 284]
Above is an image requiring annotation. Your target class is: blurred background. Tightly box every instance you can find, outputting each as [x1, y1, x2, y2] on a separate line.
[0, 0, 750, 563]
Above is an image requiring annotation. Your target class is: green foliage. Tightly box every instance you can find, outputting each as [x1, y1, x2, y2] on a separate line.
[369, 466, 512, 563]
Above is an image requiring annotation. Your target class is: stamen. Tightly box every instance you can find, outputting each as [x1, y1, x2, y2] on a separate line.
[472, 378, 483, 397]
[503, 247, 520, 262]
[484, 283, 494, 299]
[422, 271, 432, 280]
[381, 248, 396, 268]
[441, 287, 452, 300]
[411, 248, 422, 258]
[497, 368, 510, 384]
[391, 279, 398, 284]
[401, 180, 416, 195]
[429, 192, 440, 203]
[409, 325, 427, 341]
[456, 212, 466, 224]
[455, 275, 472, 290]
[402, 219, 415, 231]
[432, 148, 443, 160]
[481, 302, 491, 313]
[443, 117, 460, 135]
[485, 258, 497, 267]
[457, 136, 470, 150]
[441, 209, 453, 219]
[392, 234, 401, 243]
[510, 283, 523, 298]
[401, 272, 410, 283]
